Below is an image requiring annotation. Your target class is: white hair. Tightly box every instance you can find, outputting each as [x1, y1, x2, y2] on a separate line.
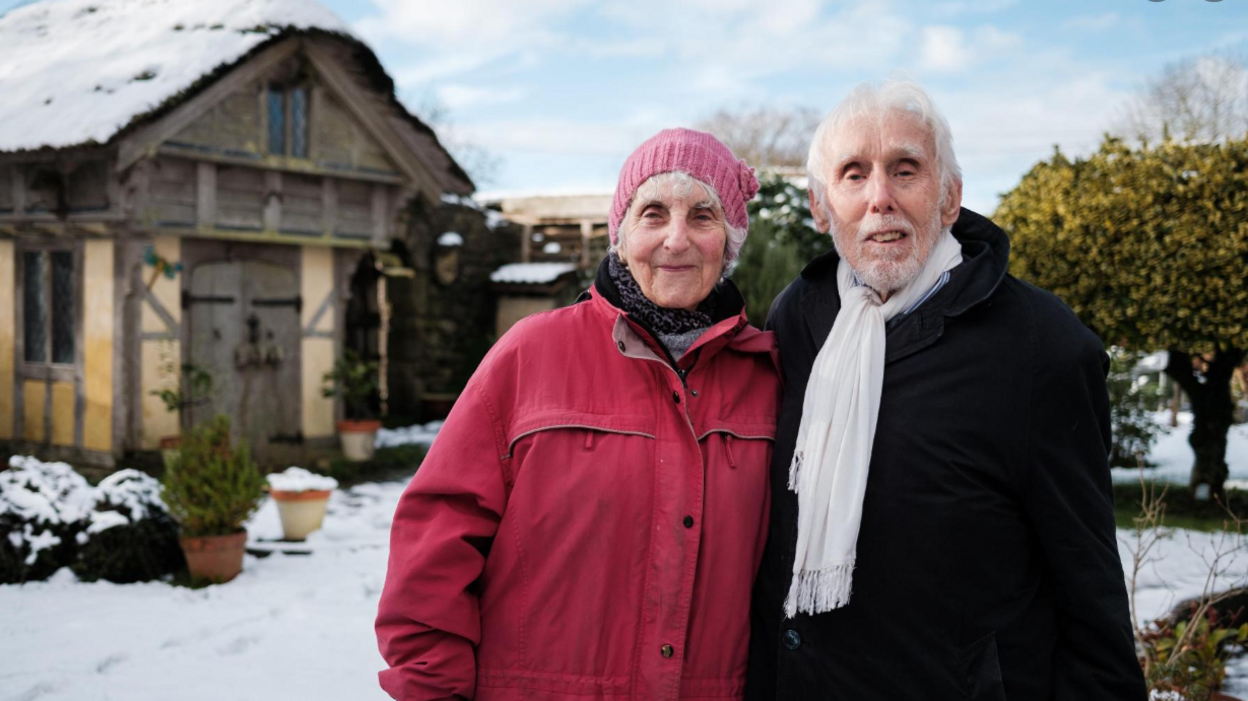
[612, 170, 747, 276]
[807, 79, 961, 216]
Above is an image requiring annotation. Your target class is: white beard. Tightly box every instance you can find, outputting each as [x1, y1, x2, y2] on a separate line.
[830, 208, 945, 297]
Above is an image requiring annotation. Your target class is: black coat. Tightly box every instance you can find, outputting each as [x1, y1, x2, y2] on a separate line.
[745, 209, 1146, 700]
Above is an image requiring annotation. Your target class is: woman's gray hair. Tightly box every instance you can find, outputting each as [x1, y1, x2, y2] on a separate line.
[611, 171, 747, 276]
[807, 79, 961, 216]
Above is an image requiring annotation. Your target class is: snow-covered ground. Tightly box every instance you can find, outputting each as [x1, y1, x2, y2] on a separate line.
[1, 481, 401, 701]
[1111, 412, 1248, 488]
[2, 414, 1246, 700]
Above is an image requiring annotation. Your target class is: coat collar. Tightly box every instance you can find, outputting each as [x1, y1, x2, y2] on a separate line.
[797, 207, 1010, 364]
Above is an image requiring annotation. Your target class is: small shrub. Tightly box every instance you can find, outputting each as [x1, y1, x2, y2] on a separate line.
[161, 417, 265, 537]
[1139, 607, 1248, 700]
[72, 470, 183, 583]
[0, 456, 95, 583]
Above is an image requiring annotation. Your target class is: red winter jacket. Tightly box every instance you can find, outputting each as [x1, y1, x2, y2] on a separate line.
[376, 283, 780, 701]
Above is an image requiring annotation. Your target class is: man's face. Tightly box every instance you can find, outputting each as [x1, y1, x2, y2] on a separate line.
[809, 111, 961, 298]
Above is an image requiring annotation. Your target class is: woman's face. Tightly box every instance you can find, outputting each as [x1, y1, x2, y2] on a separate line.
[618, 180, 726, 312]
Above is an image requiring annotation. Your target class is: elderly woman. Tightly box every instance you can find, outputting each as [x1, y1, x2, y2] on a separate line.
[376, 128, 779, 701]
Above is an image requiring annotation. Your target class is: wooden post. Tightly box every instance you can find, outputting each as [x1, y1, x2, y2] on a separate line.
[521, 224, 532, 263]
[580, 219, 592, 269]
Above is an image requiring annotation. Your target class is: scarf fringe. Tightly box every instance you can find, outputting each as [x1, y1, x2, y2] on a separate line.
[787, 451, 803, 491]
[784, 563, 855, 618]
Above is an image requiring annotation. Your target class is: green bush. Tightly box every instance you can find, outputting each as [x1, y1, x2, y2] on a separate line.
[160, 417, 265, 537]
[72, 469, 183, 583]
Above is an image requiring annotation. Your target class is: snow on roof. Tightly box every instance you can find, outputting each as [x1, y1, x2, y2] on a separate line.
[0, 0, 351, 152]
[490, 262, 577, 285]
[437, 232, 464, 247]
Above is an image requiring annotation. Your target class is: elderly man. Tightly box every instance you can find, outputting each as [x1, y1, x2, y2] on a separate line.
[745, 81, 1147, 700]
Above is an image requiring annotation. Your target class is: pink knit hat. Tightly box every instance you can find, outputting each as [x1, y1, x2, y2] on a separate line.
[609, 128, 760, 264]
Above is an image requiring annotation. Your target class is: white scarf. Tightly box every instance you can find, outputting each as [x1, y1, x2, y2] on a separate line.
[785, 231, 963, 617]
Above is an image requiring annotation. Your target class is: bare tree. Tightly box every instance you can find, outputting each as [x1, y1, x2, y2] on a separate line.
[695, 104, 824, 170]
[1119, 50, 1248, 144]
[401, 88, 503, 188]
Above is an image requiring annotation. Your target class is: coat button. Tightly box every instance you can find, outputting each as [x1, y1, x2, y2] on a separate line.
[660, 644, 674, 658]
[616, 340, 626, 353]
[783, 629, 801, 650]
[683, 515, 694, 528]
[672, 391, 681, 404]
[690, 389, 698, 397]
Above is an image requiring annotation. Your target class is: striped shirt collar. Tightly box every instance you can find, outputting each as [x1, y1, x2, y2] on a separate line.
[850, 270, 952, 316]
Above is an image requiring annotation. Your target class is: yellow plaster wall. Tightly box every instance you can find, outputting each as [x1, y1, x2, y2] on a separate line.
[83, 240, 114, 452]
[23, 380, 44, 442]
[50, 381, 74, 446]
[301, 248, 335, 438]
[139, 236, 183, 449]
[140, 340, 180, 450]
[0, 240, 13, 440]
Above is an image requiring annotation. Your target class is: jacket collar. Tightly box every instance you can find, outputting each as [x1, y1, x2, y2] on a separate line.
[797, 207, 1010, 364]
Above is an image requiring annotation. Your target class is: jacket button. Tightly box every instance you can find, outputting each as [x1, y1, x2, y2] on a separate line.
[690, 389, 698, 397]
[660, 644, 674, 658]
[672, 391, 681, 404]
[616, 340, 626, 353]
[683, 515, 694, 528]
[783, 629, 801, 650]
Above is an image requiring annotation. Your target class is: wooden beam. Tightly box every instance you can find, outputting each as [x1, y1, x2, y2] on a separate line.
[303, 43, 443, 203]
[196, 162, 216, 227]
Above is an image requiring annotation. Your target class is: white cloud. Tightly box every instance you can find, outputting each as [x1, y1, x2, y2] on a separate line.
[918, 25, 1020, 74]
[920, 26, 970, 73]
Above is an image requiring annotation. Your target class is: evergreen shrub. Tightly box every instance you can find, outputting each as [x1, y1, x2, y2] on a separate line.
[160, 416, 265, 537]
[72, 470, 183, 583]
[0, 456, 95, 583]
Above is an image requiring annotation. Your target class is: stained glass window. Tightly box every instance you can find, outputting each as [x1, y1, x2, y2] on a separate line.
[291, 88, 309, 158]
[51, 251, 74, 364]
[23, 251, 46, 363]
[268, 88, 286, 155]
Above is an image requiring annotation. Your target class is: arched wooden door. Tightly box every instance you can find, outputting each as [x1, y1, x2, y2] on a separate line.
[186, 259, 302, 465]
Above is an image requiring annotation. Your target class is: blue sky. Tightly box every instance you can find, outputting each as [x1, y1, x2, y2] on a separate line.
[3, 0, 1246, 213]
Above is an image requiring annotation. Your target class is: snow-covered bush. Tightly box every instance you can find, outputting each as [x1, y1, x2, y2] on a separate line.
[71, 470, 183, 583]
[0, 456, 95, 583]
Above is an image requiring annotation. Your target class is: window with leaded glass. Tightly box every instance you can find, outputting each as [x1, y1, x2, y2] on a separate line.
[266, 85, 311, 159]
[268, 88, 286, 155]
[21, 248, 76, 366]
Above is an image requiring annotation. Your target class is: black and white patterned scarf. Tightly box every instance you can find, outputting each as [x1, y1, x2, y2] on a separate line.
[607, 252, 717, 360]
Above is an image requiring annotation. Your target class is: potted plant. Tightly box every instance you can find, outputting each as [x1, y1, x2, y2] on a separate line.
[322, 349, 381, 462]
[265, 467, 339, 541]
[160, 416, 265, 583]
[149, 360, 213, 469]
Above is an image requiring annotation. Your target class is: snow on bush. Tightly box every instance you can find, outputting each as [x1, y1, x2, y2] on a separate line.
[266, 467, 338, 493]
[1, 456, 96, 582]
[72, 468, 183, 584]
[2, 458, 182, 584]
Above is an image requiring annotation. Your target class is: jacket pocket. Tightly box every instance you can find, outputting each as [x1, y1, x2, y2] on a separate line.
[959, 631, 1007, 701]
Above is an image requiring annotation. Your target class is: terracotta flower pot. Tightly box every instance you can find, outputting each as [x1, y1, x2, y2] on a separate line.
[179, 530, 247, 583]
[271, 489, 332, 541]
[337, 419, 382, 462]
